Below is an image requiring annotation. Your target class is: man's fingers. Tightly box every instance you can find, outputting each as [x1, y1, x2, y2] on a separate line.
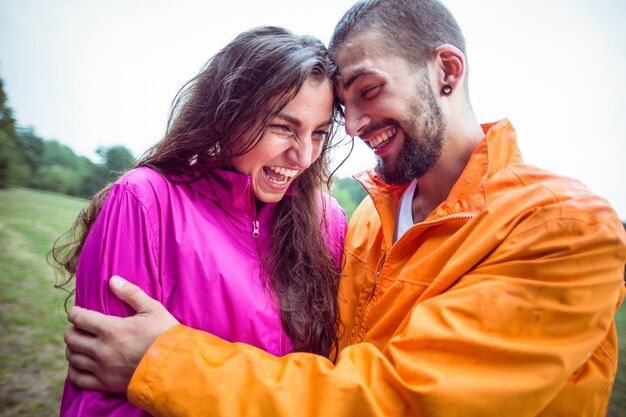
[67, 365, 105, 391]
[68, 306, 109, 335]
[66, 346, 97, 373]
[109, 275, 155, 314]
[64, 325, 98, 356]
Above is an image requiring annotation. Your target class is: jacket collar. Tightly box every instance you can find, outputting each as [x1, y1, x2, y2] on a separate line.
[189, 168, 279, 219]
[355, 119, 523, 224]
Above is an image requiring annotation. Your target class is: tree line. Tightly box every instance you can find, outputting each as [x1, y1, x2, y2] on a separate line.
[0, 78, 135, 198]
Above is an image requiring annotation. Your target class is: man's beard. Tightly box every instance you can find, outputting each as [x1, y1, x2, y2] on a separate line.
[375, 77, 446, 185]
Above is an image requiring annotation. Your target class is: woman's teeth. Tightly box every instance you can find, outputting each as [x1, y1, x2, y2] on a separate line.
[369, 127, 397, 150]
[269, 166, 299, 177]
[264, 166, 299, 185]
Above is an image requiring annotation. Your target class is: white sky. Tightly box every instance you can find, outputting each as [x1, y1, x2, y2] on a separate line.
[1, 0, 625, 220]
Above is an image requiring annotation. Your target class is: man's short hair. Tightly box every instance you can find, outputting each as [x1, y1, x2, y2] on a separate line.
[329, 0, 466, 69]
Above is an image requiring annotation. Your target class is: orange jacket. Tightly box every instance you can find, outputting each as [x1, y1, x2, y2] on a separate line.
[128, 120, 626, 417]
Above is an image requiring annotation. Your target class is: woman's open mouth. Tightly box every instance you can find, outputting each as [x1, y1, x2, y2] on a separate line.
[262, 165, 299, 186]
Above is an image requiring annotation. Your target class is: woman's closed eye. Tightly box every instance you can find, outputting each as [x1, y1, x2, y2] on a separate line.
[270, 124, 294, 136]
[312, 130, 330, 142]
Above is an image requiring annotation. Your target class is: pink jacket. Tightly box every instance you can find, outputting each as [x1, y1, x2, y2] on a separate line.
[59, 167, 346, 416]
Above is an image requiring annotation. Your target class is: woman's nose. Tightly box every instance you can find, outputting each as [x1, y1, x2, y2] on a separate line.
[290, 136, 314, 168]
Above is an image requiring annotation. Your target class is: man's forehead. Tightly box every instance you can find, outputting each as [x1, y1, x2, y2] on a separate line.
[334, 39, 386, 83]
[334, 29, 388, 62]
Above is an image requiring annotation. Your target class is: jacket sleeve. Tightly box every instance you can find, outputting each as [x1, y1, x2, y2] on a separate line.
[127, 209, 626, 417]
[60, 182, 159, 417]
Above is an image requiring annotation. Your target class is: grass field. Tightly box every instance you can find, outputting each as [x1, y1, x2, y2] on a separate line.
[0, 188, 85, 416]
[0, 187, 624, 416]
[612, 303, 626, 417]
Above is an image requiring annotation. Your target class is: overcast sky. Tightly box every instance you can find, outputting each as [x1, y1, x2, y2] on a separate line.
[1, 0, 625, 219]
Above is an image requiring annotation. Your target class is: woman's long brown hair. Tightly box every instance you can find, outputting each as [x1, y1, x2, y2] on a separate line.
[52, 26, 343, 358]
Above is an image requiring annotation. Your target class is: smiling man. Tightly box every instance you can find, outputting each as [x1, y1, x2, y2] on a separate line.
[64, 1, 626, 416]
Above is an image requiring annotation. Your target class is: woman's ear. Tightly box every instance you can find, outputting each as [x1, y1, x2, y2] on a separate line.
[434, 44, 465, 96]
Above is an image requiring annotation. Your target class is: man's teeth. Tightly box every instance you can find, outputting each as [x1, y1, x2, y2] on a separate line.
[368, 127, 397, 150]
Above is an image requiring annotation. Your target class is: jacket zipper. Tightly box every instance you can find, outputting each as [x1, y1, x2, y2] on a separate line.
[355, 211, 479, 339]
[246, 176, 261, 239]
[414, 211, 479, 228]
[252, 219, 260, 238]
[246, 178, 287, 354]
[368, 254, 386, 305]
[355, 253, 386, 341]
[247, 187, 283, 352]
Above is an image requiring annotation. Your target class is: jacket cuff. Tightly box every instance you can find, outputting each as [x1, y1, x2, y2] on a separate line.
[127, 324, 225, 412]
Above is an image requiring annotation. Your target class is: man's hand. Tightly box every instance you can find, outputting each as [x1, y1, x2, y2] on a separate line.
[64, 275, 179, 393]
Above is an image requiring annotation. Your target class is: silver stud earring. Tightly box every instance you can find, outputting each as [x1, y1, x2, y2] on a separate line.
[442, 85, 452, 96]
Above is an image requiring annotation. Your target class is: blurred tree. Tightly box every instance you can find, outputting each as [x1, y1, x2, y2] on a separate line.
[33, 164, 80, 195]
[75, 156, 105, 198]
[331, 176, 368, 221]
[14, 127, 44, 182]
[41, 139, 82, 170]
[96, 145, 136, 182]
[0, 131, 15, 188]
[12, 129, 136, 197]
[0, 77, 18, 188]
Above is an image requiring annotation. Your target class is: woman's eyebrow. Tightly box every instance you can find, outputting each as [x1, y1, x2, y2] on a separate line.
[274, 113, 301, 127]
[275, 113, 334, 129]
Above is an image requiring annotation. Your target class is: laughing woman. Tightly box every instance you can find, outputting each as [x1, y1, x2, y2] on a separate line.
[53, 26, 346, 416]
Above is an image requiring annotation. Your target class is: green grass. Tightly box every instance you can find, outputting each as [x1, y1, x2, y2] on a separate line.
[609, 303, 626, 417]
[0, 187, 624, 416]
[0, 188, 86, 417]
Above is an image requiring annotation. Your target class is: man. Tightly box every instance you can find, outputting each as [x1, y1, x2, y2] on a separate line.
[65, 0, 626, 415]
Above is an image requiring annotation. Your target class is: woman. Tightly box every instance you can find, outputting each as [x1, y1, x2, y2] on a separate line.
[53, 26, 346, 416]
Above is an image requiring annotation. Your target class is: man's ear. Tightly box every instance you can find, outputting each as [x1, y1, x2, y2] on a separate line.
[434, 44, 465, 95]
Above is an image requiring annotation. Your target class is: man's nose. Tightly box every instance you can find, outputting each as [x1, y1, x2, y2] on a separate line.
[343, 105, 371, 137]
